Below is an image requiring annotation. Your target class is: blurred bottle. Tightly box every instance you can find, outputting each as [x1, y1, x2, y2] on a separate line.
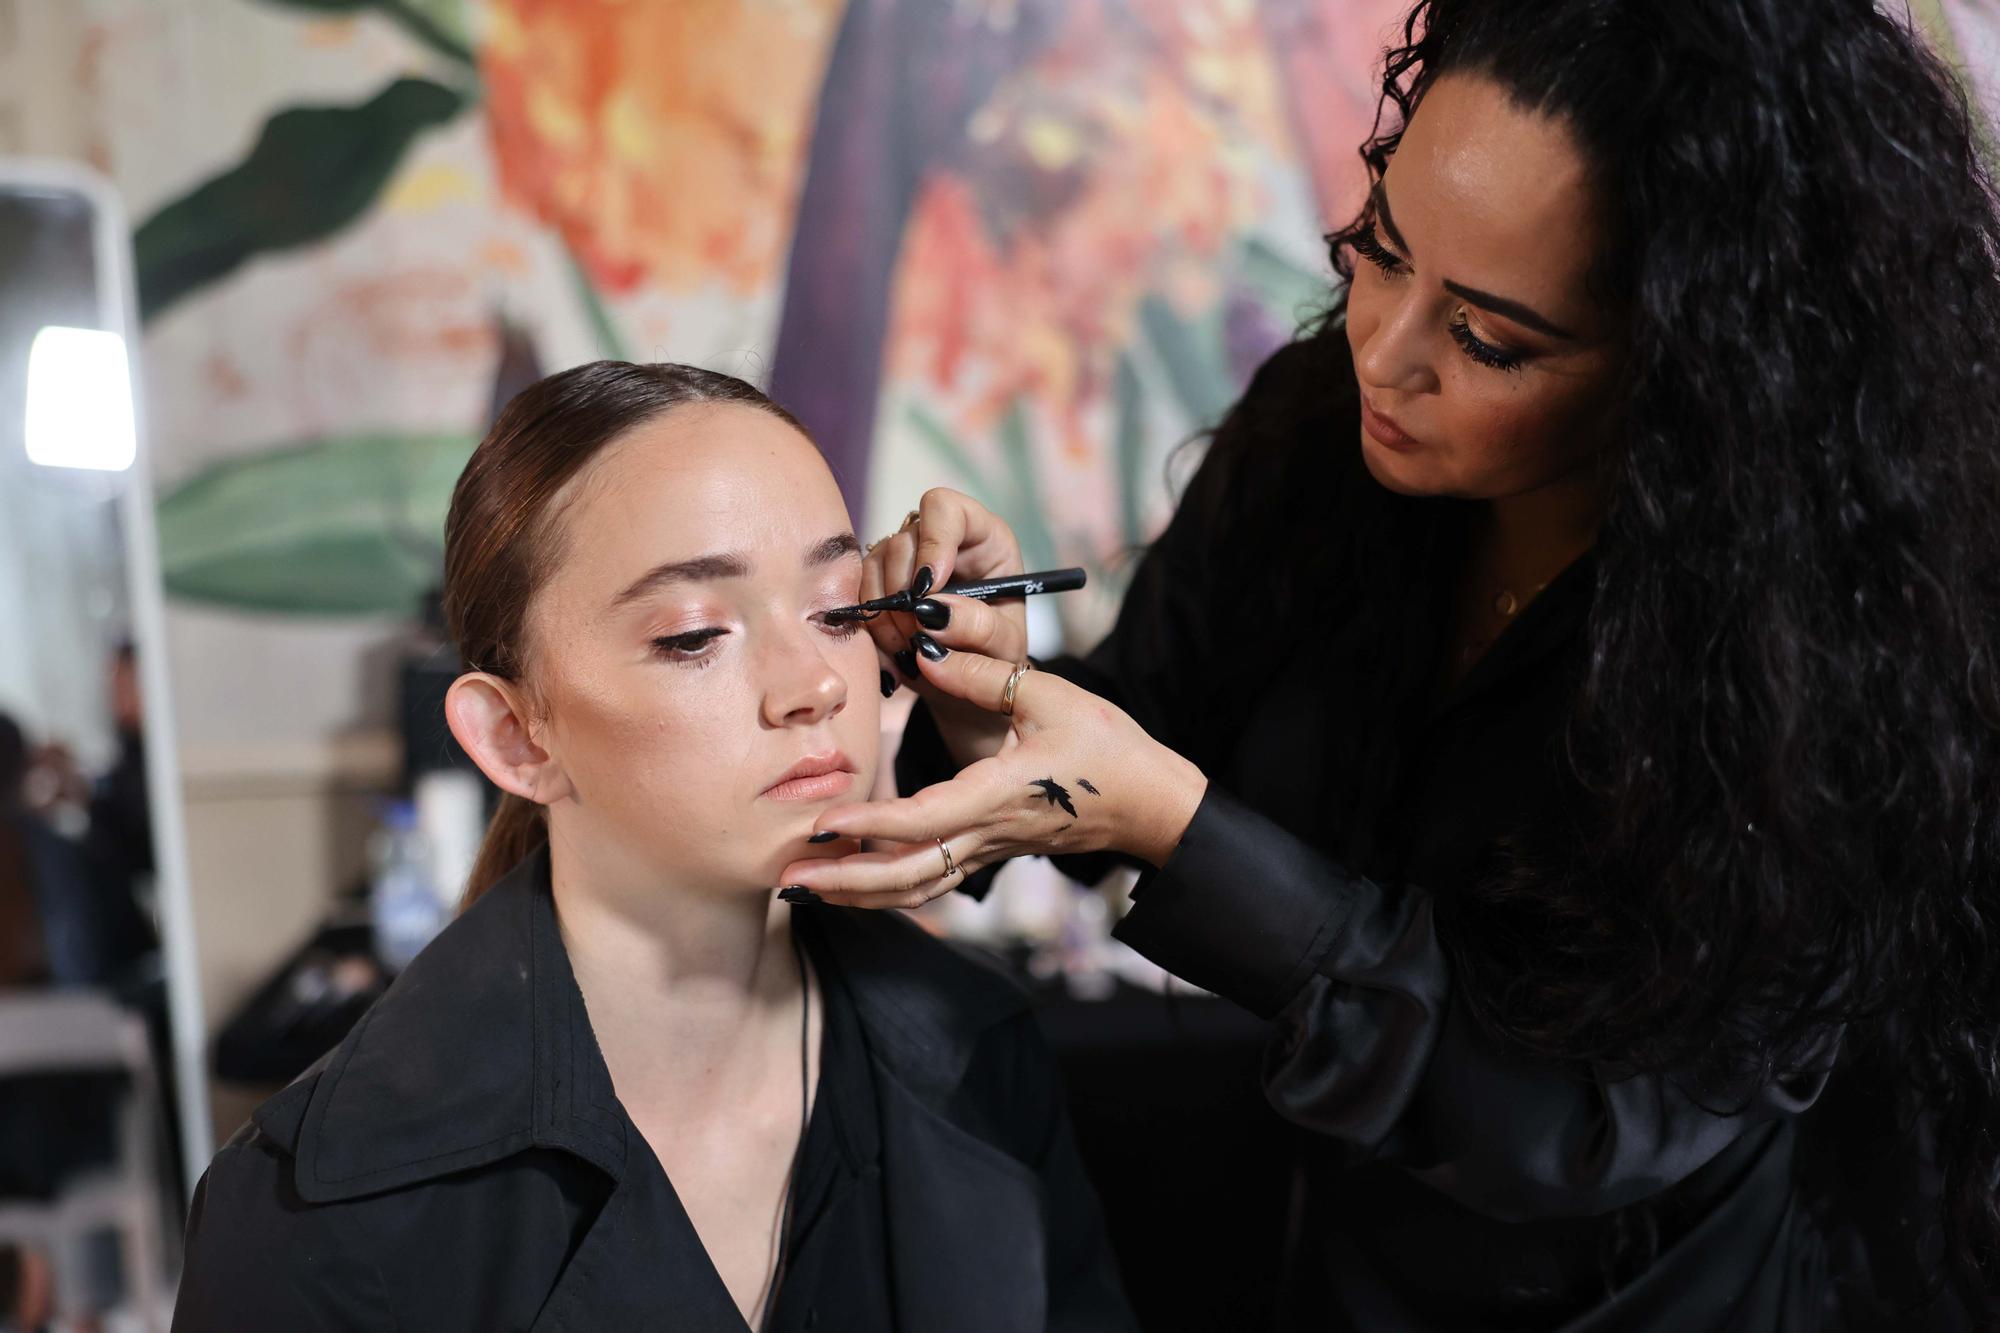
[1058, 887, 1116, 1001]
[413, 769, 483, 913]
[369, 800, 443, 972]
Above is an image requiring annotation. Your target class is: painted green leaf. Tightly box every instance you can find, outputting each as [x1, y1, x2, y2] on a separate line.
[1113, 352, 1149, 548]
[905, 402, 993, 495]
[1138, 294, 1238, 430]
[157, 433, 475, 615]
[134, 77, 467, 322]
[255, 0, 476, 66]
[906, 399, 1059, 571]
[565, 245, 631, 362]
[1238, 236, 1331, 329]
[996, 401, 1059, 573]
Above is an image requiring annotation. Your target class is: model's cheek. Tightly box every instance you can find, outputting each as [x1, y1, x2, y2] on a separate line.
[541, 664, 709, 807]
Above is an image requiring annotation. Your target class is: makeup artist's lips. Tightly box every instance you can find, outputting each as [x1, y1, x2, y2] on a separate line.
[1360, 397, 1425, 452]
[762, 752, 857, 801]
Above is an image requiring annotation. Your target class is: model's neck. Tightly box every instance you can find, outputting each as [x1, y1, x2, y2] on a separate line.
[546, 819, 799, 1106]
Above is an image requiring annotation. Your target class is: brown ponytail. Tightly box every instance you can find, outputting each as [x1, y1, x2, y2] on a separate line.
[459, 793, 546, 911]
[443, 361, 802, 906]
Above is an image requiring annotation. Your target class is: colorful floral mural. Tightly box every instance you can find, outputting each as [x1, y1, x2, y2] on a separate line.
[140, 0, 1412, 642]
[144, 0, 1995, 647]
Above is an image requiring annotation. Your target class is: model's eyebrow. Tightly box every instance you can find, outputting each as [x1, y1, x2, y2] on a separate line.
[610, 553, 751, 608]
[806, 532, 863, 567]
[1372, 181, 1579, 342]
[609, 533, 861, 609]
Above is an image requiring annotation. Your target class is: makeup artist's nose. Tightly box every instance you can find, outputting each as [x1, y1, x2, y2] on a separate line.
[1354, 287, 1439, 397]
[760, 635, 848, 729]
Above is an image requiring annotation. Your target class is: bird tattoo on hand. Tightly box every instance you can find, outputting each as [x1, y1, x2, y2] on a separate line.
[1029, 778, 1077, 817]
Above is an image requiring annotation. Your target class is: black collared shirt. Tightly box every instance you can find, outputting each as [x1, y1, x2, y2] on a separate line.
[896, 340, 1861, 1331]
[766, 914, 891, 1332]
[171, 846, 1136, 1332]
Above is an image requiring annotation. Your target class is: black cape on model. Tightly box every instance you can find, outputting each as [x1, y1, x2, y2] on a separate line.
[899, 339, 1956, 1330]
[172, 844, 1134, 1332]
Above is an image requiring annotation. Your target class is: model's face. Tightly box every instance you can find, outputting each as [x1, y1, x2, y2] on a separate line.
[523, 403, 879, 895]
[1345, 72, 1627, 499]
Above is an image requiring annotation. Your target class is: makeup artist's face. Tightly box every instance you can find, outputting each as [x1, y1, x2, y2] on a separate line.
[526, 403, 879, 894]
[1345, 73, 1626, 499]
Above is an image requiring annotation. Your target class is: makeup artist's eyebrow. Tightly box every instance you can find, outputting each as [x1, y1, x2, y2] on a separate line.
[1371, 181, 1579, 342]
[1373, 181, 1415, 257]
[1442, 278, 1577, 343]
[610, 552, 751, 608]
[806, 533, 862, 567]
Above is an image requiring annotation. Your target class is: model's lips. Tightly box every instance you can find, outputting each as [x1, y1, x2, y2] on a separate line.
[1360, 396, 1425, 452]
[762, 752, 857, 801]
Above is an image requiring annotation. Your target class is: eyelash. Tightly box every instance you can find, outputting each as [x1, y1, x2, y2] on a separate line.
[1351, 224, 1525, 374]
[1350, 224, 1406, 278]
[1448, 312, 1522, 372]
[650, 614, 863, 668]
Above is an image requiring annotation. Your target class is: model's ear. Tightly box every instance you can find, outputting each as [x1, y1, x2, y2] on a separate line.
[444, 673, 574, 806]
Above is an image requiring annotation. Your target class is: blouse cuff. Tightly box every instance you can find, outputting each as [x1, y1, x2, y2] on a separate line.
[893, 698, 958, 796]
[1112, 785, 1361, 1019]
[894, 701, 1003, 901]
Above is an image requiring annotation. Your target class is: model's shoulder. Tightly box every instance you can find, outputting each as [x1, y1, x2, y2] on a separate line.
[812, 908, 1029, 1074]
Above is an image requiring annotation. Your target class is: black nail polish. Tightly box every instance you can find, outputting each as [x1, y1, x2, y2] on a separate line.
[895, 647, 919, 679]
[807, 830, 840, 844]
[910, 566, 935, 600]
[880, 668, 897, 698]
[913, 631, 949, 662]
[778, 886, 824, 905]
[911, 598, 950, 631]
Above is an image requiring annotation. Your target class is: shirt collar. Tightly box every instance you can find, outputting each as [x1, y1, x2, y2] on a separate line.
[262, 845, 1026, 1204]
[1428, 542, 1598, 721]
[274, 844, 626, 1203]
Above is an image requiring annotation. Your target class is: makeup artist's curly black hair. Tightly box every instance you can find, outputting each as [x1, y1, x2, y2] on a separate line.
[1200, 0, 2000, 1313]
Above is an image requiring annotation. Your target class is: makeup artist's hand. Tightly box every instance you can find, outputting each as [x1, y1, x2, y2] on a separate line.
[864, 488, 1030, 765]
[779, 646, 1208, 908]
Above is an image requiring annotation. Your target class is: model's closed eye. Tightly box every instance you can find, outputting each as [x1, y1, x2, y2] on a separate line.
[652, 627, 728, 665]
[812, 612, 864, 640]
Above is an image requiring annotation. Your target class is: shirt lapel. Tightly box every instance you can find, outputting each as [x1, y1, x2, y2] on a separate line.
[876, 1071, 1048, 1332]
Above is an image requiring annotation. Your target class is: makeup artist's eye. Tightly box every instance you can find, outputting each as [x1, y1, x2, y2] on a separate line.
[1448, 311, 1524, 372]
[651, 627, 727, 666]
[1350, 225, 1408, 278]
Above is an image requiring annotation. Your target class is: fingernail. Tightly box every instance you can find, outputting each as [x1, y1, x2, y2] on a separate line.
[880, 668, 897, 698]
[807, 830, 840, 844]
[895, 648, 919, 680]
[911, 598, 951, 631]
[777, 886, 824, 905]
[910, 566, 935, 600]
[913, 631, 949, 662]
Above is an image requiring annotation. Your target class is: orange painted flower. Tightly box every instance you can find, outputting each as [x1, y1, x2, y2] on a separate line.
[480, 0, 842, 295]
[888, 0, 1319, 453]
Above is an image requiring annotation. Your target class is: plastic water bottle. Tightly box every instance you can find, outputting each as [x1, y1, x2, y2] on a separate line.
[370, 799, 444, 972]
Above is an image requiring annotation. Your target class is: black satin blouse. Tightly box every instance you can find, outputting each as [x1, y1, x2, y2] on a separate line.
[897, 342, 1953, 1330]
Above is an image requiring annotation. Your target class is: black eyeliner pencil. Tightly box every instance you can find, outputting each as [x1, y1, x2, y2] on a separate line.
[824, 566, 1087, 620]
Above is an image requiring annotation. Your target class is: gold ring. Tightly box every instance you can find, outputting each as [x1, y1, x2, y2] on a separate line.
[1002, 659, 1033, 715]
[935, 837, 959, 878]
[899, 508, 921, 532]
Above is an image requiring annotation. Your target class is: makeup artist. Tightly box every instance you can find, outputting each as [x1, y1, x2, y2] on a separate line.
[778, 0, 2000, 1326]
